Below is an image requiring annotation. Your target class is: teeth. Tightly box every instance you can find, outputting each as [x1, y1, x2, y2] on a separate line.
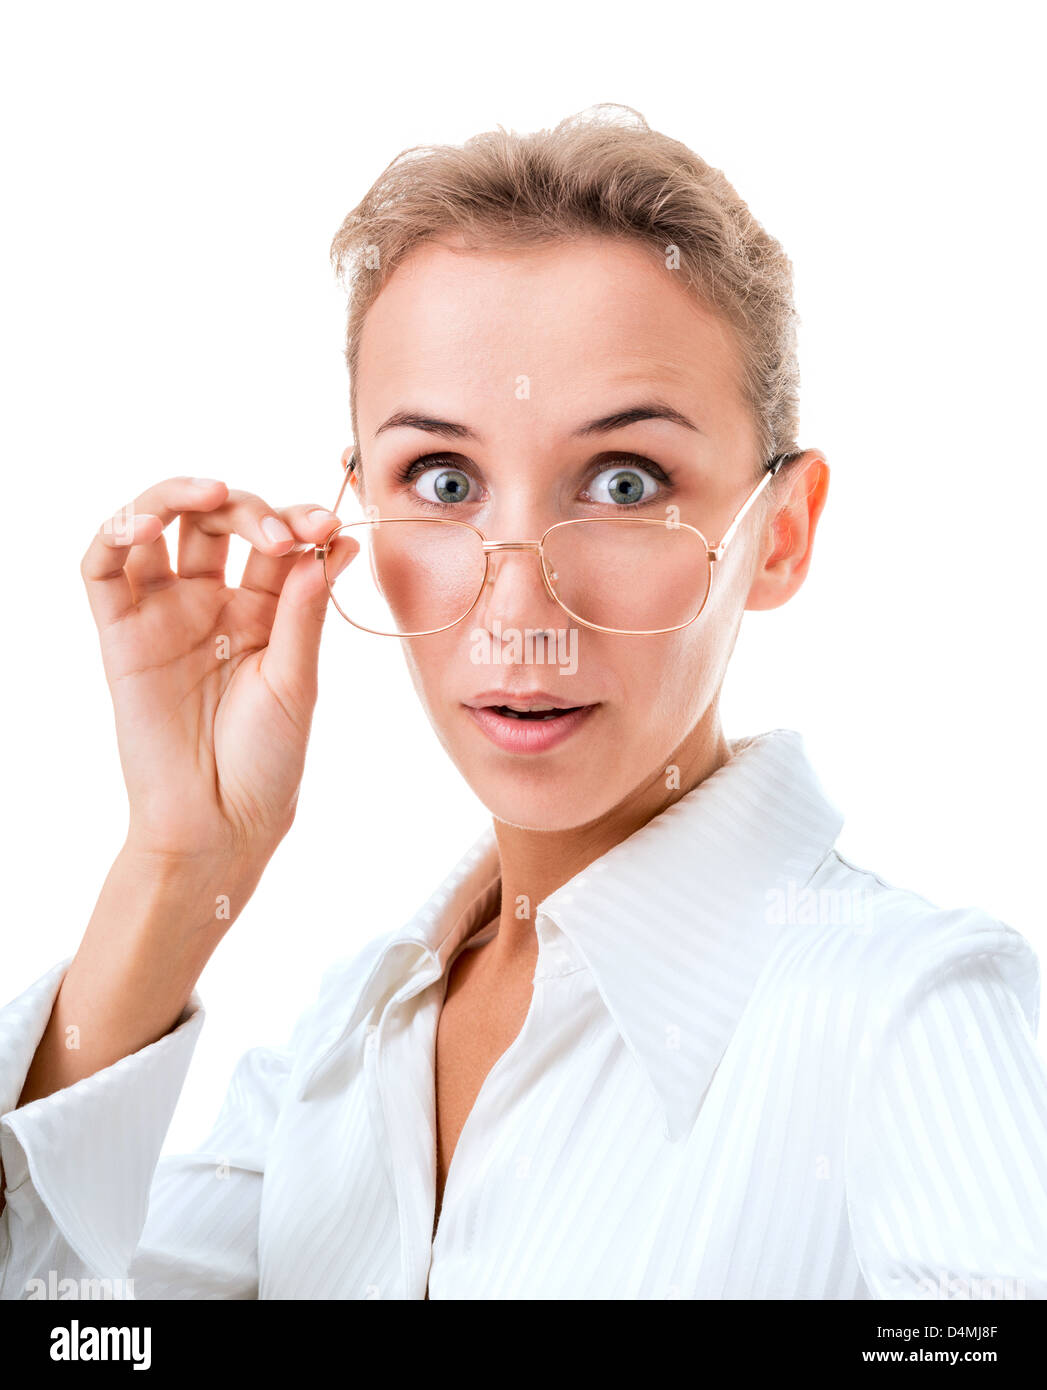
[495, 705, 574, 720]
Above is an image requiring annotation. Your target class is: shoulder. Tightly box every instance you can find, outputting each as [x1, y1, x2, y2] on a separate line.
[762, 848, 1041, 1040]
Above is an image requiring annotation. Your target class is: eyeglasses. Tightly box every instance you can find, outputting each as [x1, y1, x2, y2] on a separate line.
[314, 449, 794, 637]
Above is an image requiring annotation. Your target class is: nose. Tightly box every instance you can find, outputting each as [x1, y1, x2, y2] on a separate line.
[472, 542, 564, 634]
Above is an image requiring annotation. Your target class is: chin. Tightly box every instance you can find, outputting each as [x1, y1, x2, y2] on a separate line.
[437, 702, 617, 829]
[472, 773, 623, 832]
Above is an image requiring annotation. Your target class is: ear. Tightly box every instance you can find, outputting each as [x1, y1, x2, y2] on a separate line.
[340, 444, 363, 501]
[745, 451, 830, 612]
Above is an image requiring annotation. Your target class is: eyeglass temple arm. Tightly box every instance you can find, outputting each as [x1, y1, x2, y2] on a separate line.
[711, 453, 790, 559]
[315, 450, 358, 559]
[332, 449, 357, 513]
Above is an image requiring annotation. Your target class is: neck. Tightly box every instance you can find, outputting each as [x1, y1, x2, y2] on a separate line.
[484, 706, 732, 972]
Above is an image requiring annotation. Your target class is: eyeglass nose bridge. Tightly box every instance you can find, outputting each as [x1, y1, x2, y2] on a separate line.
[476, 538, 560, 607]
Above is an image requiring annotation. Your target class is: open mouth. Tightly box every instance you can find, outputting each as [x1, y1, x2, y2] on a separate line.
[489, 705, 583, 721]
[463, 694, 599, 753]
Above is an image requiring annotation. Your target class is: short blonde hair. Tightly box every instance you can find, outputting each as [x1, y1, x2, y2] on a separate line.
[330, 103, 801, 476]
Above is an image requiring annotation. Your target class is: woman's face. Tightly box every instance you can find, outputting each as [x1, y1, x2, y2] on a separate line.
[352, 233, 782, 831]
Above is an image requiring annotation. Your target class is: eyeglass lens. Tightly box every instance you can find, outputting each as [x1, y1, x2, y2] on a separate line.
[322, 518, 711, 636]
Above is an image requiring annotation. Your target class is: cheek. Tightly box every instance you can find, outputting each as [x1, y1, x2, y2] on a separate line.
[607, 624, 720, 727]
[400, 628, 490, 725]
[399, 635, 450, 724]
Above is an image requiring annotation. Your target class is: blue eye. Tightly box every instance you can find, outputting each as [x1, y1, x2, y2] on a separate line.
[414, 466, 472, 505]
[587, 465, 661, 506]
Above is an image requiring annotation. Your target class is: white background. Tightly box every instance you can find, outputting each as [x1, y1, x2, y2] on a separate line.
[2, 1, 1044, 1153]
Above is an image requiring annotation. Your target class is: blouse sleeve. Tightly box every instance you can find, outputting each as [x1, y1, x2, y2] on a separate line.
[0, 957, 300, 1300]
[845, 915, 1047, 1300]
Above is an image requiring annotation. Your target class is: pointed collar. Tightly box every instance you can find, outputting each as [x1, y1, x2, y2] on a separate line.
[535, 727, 845, 1138]
[299, 729, 844, 1136]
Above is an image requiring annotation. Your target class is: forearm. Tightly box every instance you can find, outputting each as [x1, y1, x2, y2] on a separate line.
[16, 844, 268, 1107]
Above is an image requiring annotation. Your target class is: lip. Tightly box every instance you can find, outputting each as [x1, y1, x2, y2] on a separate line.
[463, 689, 592, 711]
[462, 690, 599, 755]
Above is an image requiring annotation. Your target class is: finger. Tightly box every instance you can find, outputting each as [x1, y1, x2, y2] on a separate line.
[123, 522, 175, 596]
[261, 532, 359, 707]
[106, 478, 298, 585]
[81, 508, 166, 628]
[182, 486, 302, 555]
[176, 484, 306, 580]
[178, 483, 304, 578]
[239, 504, 342, 598]
[176, 511, 229, 580]
[80, 476, 281, 629]
[95, 476, 228, 603]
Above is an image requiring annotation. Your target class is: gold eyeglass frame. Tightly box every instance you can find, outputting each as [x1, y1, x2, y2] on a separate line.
[314, 448, 794, 637]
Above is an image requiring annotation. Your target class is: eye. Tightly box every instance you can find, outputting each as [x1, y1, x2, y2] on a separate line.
[413, 465, 472, 505]
[585, 463, 662, 506]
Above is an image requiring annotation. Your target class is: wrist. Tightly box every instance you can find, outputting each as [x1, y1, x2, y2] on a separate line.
[118, 834, 275, 887]
[105, 839, 271, 966]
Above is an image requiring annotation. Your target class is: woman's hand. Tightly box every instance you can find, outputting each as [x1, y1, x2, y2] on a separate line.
[80, 476, 357, 868]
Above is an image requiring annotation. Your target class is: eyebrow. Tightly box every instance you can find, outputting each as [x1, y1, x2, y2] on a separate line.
[573, 401, 703, 437]
[373, 400, 703, 443]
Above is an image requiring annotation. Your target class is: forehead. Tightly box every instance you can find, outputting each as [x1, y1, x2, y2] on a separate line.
[355, 234, 748, 436]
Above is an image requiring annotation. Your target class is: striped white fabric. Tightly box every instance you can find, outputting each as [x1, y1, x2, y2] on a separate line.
[2, 727, 1046, 1299]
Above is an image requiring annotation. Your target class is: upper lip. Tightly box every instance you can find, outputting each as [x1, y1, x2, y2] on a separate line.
[463, 689, 595, 711]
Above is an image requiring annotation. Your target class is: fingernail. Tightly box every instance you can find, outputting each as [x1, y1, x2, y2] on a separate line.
[307, 508, 339, 525]
[261, 515, 294, 545]
[190, 477, 221, 488]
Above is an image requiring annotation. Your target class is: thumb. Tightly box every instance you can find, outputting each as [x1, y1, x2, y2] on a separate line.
[261, 536, 358, 706]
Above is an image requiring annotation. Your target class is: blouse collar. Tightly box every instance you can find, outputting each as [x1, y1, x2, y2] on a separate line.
[298, 728, 845, 1138]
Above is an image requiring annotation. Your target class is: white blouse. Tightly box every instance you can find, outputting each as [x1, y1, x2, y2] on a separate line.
[2, 728, 1046, 1300]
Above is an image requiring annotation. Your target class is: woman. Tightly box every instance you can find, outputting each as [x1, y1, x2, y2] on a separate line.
[2, 105, 1045, 1301]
